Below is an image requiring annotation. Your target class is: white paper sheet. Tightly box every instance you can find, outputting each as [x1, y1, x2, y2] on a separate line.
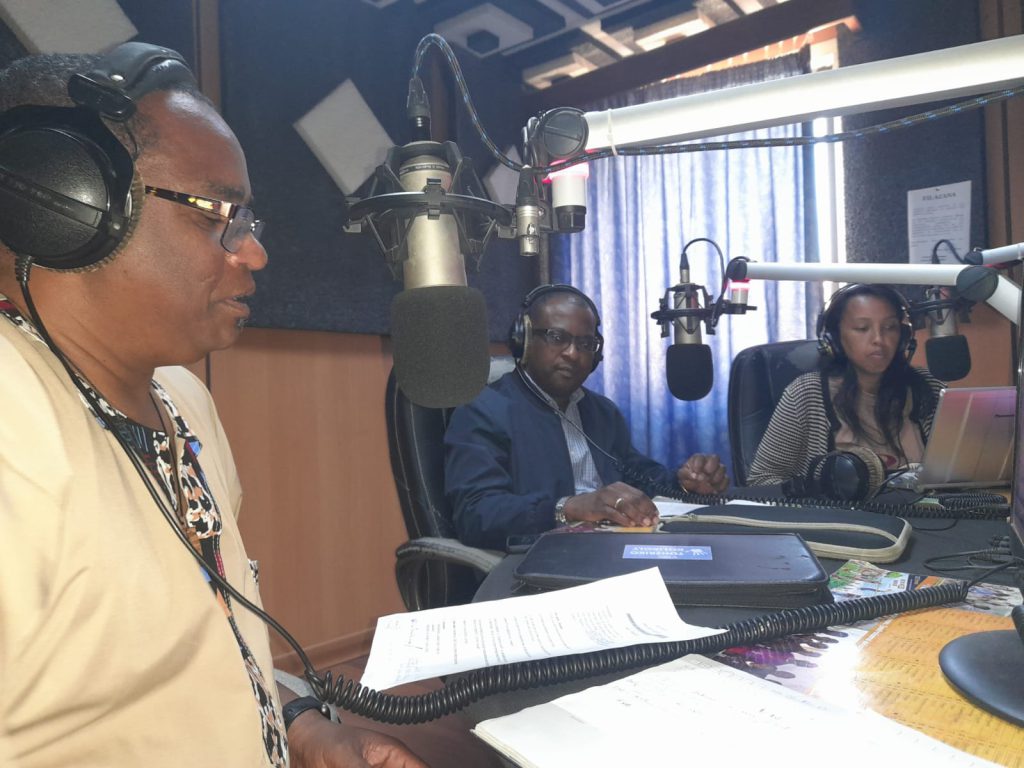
[908, 180, 971, 264]
[652, 496, 773, 521]
[651, 496, 706, 518]
[473, 656, 1001, 768]
[360, 567, 721, 691]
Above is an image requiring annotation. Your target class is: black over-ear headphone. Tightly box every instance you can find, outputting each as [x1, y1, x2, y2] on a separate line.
[0, 43, 196, 271]
[782, 445, 886, 502]
[816, 283, 916, 363]
[508, 283, 604, 371]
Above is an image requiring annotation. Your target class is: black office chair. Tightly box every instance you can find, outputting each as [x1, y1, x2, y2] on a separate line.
[385, 356, 515, 611]
[727, 340, 821, 486]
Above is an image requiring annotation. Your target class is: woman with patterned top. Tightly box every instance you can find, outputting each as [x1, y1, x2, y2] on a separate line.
[746, 284, 944, 488]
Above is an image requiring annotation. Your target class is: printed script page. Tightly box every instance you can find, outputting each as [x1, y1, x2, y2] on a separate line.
[360, 567, 722, 691]
[473, 655, 1002, 768]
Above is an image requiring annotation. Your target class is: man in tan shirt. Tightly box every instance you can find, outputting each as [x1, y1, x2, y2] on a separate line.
[0, 46, 424, 767]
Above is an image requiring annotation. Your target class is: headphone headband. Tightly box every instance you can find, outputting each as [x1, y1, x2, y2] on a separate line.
[68, 43, 195, 120]
[521, 284, 601, 321]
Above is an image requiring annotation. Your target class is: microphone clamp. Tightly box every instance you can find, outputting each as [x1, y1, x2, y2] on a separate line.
[907, 288, 974, 331]
[343, 140, 513, 279]
[651, 283, 714, 338]
[650, 284, 757, 338]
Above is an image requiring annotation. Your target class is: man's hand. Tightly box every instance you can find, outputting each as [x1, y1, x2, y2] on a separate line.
[677, 454, 728, 495]
[288, 713, 429, 768]
[562, 481, 658, 527]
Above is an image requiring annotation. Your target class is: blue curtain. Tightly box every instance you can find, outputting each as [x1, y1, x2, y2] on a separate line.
[551, 53, 821, 476]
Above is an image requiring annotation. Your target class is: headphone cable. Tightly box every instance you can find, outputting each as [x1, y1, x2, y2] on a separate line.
[13, 254, 319, 677]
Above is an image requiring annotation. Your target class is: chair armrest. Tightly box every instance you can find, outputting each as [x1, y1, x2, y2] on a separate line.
[396, 537, 503, 574]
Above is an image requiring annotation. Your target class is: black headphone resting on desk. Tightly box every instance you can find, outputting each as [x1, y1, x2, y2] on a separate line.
[508, 283, 604, 371]
[0, 43, 195, 271]
[782, 445, 887, 502]
[816, 283, 917, 363]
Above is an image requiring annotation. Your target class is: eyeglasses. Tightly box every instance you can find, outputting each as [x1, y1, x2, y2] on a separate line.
[144, 186, 265, 254]
[532, 327, 602, 354]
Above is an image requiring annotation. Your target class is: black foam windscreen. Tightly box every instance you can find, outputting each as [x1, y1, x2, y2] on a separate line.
[666, 343, 713, 401]
[925, 334, 972, 382]
[391, 285, 490, 408]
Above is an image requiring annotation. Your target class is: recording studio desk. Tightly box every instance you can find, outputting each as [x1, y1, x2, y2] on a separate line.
[465, 515, 1022, 767]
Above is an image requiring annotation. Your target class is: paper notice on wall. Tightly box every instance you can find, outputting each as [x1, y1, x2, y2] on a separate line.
[907, 181, 971, 264]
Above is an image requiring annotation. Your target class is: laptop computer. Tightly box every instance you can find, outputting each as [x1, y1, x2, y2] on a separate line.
[916, 386, 1016, 490]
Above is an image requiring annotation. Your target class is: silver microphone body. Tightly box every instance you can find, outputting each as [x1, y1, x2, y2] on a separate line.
[399, 151, 467, 288]
[672, 267, 703, 346]
[927, 291, 959, 338]
[666, 266, 714, 401]
[390, 145, 490, 407]
[923, 286, 971, 381]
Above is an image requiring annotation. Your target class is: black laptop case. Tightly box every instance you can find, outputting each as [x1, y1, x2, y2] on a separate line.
[513, 531, 833, 608]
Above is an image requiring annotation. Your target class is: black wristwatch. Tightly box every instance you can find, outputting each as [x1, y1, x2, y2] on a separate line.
[282, 695, 331, 731]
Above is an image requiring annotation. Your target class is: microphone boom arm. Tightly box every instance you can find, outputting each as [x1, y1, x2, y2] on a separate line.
[726, 259, 1022, 324]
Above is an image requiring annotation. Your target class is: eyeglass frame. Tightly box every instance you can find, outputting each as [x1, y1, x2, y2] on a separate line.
[531, 326, 603, 354]
[143, 186, 264, 253]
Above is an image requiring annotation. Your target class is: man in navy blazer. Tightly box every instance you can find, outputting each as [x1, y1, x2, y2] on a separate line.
[444, 285, 728, 549]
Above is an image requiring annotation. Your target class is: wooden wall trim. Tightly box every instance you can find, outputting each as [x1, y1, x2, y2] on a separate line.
[979, 0, 1024, 376]
[273, 628, 375, 676]
[193, 0, 222, 108]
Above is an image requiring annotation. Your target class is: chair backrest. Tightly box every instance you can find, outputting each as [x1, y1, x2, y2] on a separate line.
[384, 355, 515, 603]
[727, 340, 820, 486]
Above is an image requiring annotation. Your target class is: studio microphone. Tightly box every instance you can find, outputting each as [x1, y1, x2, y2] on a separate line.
[389, 145, 490, 408]
[664, 254, 714, 401]
[921, 286, 971, 381]
[346, 77, 509, 408]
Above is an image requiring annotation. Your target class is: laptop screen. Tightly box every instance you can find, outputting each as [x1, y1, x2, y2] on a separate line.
[919, 386, 1016, 488]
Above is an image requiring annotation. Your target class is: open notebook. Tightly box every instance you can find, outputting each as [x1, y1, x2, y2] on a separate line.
[916, 386, 1015, 490]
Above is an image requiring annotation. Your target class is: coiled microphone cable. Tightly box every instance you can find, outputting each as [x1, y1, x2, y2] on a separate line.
[308, 578, 972, 724]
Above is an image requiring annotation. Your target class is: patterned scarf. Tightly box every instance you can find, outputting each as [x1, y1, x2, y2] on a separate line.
[0, 296, 288, 766]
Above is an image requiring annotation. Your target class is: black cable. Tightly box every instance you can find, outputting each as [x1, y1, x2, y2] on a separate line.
[681, 237, 732, 328]
[636, 470, 1009, 520]
[924, 549, 1022, 576]
[312, 581, 969, 723]
[964, 557, 1022, 586]
[13, 256, 319, 679]
[682, 237, 725, 283]
[909, 518, 959, 533]
[410, 34, 519, 172]
[931, 238, 965, 265]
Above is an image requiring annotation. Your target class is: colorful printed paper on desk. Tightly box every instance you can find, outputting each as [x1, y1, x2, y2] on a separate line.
[712, 561, 1023, 767]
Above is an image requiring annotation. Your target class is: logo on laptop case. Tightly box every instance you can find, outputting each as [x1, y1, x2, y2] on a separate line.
[622, 544, 712, 561]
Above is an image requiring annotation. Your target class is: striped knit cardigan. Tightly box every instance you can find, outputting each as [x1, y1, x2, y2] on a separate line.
[746, 369, 945, 487]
